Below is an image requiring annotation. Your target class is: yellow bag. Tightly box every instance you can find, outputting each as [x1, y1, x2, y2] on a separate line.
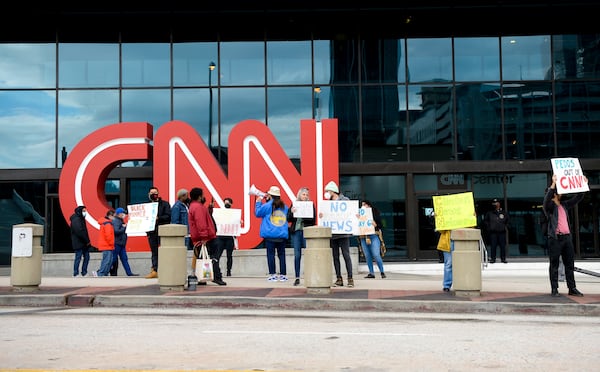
[437, 230, 451, 252]
[376, 230, 386, 257]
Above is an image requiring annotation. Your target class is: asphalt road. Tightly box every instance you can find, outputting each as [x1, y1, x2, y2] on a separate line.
[1, 307, 599, 371]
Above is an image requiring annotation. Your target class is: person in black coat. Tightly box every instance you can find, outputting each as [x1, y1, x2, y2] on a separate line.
[70, 205, 91, 277]
[145, 186, 172, 278]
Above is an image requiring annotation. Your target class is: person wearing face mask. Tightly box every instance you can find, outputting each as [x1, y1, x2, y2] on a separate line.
[70, 205, 92, 277]
[217, 197, 238, 276]
[287, 187, 316, 286]
[171, 188, 193, 251]
[322, 181, 354, 288]
[145, 186, 172, 279]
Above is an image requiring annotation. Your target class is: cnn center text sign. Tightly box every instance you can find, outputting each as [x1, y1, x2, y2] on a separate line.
[59, 119, 339, 251]
[432, 192, 477, 231]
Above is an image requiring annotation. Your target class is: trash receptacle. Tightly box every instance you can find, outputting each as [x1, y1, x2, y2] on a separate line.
[303, 226, 333, 294]
[451, 228, 482, 297]
[11, 223, 44, 291]
[158, 224, 188, 292]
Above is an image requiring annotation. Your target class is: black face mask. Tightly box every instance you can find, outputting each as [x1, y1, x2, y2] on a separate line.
[149, 194, 159, 201]
[185, 198, 191, 205]
[224, 204, 231, 208]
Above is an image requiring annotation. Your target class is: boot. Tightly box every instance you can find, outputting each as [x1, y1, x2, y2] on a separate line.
[334, 276, 343, 287]
[145, 268, 158, 279]
[347, 277, 354, 288]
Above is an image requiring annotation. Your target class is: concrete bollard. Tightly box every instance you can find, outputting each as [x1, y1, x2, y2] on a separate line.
[303, 226, 333, 294]
[157, 224, 188, 292]
[11, 223, 44, 291]
[451, 228, 482, 297]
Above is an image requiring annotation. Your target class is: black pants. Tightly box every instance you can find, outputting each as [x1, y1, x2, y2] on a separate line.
[218, 236, 235, 273]
[330, 237, 352, 279]
[489, 232, 507, 262]
[548, 234, 576, 290]
[147, 232, 160, 271]
[207, 239, 224, 281]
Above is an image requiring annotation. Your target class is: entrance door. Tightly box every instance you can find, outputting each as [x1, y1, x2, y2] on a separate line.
[416, 194, 441, 260]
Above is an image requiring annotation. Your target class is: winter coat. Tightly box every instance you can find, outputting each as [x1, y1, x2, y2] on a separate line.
[542, 187, 585, 240]
[70, 206, 91, 250]
[112, 215, 128, 246]
[97, 217, 114, 251]
[255, 199, 289, 240]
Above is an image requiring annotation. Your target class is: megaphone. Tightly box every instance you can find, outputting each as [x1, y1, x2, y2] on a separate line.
[248, 184, 266, 197]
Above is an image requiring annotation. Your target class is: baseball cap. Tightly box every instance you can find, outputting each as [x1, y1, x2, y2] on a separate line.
[115, 207, 126, 215]
[492, 199, 499, 204]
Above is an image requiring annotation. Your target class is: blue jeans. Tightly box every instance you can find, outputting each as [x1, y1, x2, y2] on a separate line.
[73, 247, 90, 276]
[266, 239, 287, 275]
[112, 244, 134, 276]
[291, 230, 306, 278]
[443, 241, 454, 289]
[360, 234, 385, 274]
[97, 250, 113, 276]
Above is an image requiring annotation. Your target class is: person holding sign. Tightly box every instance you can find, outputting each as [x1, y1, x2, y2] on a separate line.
[287, 187, 316, 286]
[255, 186, 290, 282]
[322, 181, 354, 288]
[543, 174, 588, 297]
[358, 200, 386, 279]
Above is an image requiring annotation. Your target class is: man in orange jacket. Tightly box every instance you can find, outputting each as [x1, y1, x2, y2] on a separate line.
[93, 209, 115, 277]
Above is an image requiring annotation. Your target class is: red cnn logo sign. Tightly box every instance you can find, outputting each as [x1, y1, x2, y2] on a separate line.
[58, 119, 339, 251]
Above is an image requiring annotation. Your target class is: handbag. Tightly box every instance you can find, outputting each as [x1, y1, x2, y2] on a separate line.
[195, 243, 214, 281]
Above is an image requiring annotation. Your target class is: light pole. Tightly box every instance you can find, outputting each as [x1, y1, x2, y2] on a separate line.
[208, 61, 216, 150]
[314, 86, 321, 121]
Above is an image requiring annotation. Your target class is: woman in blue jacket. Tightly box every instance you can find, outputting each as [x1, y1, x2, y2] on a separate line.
[255, 186, 289, 282]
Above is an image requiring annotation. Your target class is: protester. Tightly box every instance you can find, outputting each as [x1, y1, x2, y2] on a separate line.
[255, 186, 289, 282]
[171, 188, 193, 251]
[145, 186, 172, 278]
[358, 200, 386, 280]
[217, 197, 237, 277]
[287, 187, 316, 286]
[543, 174, 588, 297]
[321, 181, 354, 288]
[484, 198, 510, 263]
[189, 187, 226, 286]
[436, 230, 453, 292]
[70, 205, 92, 277]
[92, 209, 116, 277]
[112, 207, 138, 276]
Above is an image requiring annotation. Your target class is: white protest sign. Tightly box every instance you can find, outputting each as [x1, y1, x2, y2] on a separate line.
[292, 201, 314, 218]
[551, 157, 589, 194]
[125, 202, 158, 235]
[318, 200, 359, 235]
[12, 227, 33, 257]
[212, 208, 242, 236]
[356, 207, 376, 236]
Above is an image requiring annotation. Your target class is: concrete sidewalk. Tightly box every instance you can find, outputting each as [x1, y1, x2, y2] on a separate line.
[1, 262, 600, 316]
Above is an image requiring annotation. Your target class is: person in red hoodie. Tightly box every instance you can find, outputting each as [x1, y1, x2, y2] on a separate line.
[93, 209, 115, 277]
[189, 187, 226, 285]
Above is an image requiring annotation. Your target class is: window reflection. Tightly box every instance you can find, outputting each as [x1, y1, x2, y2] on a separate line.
[360, 39, 405, 84]
[330, 86, 360, 162]
[361, 85, 402, 162]
[407, 38, 452, 83]
[174, 88, 210, 142]
[220, 87, 266, 134]
[267, 87, 312, 159]
[0, 44, 55, 89]
[220, 42, 265, 86]
[0, 91, 55, 168]
[173, 42, 218, 87]
[501, 36, 551, 81]
[59, 44, 119, 88]
[313, 40, 332, 85]
[267, 41, 311, 85]
[58, 90, 119, 167]
[454, 37, 500, 82]
[122, 43, 170, 87]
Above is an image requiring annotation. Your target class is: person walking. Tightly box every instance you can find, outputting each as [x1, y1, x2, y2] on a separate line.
[112, 208, 138, 276]
[543, 174, 588, 297]
[484, 198, 510, 263]
[145, 186, 171, 278]
[322, 181, 354, 288]
[70, 205, 92, 277]
[171, 188, 193, 251]
[287, 187, 316, 286]
[358, 200, 386, 280]
[92, 209, 116, 277]
[189, 187, 226, 286]
[255, 186, 289, 282]
[218, 197, 237, 277]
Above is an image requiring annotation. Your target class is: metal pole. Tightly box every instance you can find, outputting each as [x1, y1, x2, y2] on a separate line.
[208, 62, 215, 150]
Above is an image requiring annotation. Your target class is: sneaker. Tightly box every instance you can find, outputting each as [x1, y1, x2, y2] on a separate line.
[72, 274, 79, 277]
[91, 271, 98, 277]
[293, 278, 300, 286]
[267, 274, 278, 282]
[347, 278, 354, 288]
[128, 273, 140, 276]
[364, 273, 375, 279]
[381, 273, 386, 279]
[212, 279, 227, 286]
[334, 277, 343, 286]
[278, 275, 288, 282]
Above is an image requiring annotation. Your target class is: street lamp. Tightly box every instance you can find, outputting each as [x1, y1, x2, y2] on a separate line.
[208, 61, 216, 150]
[314, 86, 321, 121]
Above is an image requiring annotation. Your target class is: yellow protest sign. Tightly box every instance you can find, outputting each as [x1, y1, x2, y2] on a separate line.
[432, 192, 477, 230]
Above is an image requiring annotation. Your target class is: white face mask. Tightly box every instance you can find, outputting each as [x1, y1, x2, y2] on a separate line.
[82, 212, 87, 217]
[324, 191, 332, 200]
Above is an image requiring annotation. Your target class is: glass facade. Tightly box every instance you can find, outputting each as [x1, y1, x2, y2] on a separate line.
[1, 7, 600, 265]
